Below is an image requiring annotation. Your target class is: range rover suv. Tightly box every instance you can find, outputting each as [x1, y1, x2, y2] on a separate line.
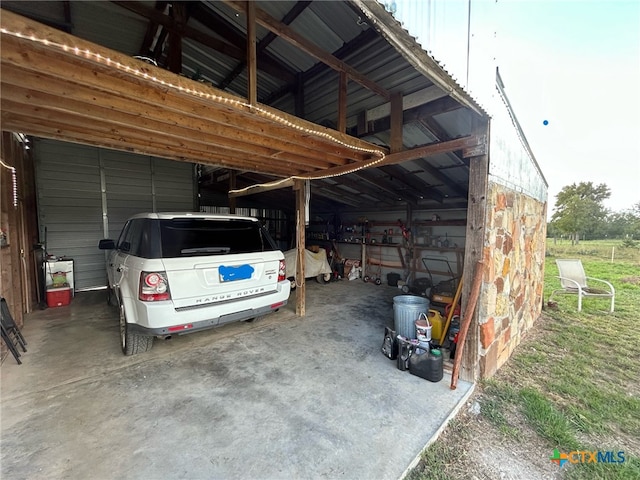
[98, 213, 290, 355]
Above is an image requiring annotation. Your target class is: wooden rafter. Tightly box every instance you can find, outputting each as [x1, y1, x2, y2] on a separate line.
[218, 0, 312, 91]
[224, 0, 392, 100]
[112, 1, 296, 84]
[378, 165, 444, 203]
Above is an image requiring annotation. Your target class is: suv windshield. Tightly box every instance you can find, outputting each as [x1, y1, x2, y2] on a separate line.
[159, 218, 278, 258]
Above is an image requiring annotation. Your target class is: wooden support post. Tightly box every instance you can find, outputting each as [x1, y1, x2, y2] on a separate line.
[229, 170, 236, 214]
[246, 1, 257, 106]
[338, 71, 348, 133]
[460, 119, 489, 382]
[390, 92, 403, 153]
[294, 179, 306, 316]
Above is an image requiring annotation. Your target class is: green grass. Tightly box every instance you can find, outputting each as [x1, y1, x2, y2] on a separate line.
[411, 240, 640, 479]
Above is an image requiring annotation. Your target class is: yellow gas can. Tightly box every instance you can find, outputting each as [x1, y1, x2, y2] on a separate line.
[428, 309, 444, 342]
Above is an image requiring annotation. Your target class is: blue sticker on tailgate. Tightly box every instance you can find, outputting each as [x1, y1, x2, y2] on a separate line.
[219, 264, 254, 282]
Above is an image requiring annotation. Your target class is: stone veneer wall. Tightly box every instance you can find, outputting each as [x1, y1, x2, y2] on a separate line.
[478, 182, 547, 378]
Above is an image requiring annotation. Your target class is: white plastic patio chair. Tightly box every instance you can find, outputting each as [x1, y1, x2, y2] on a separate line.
[549, 259, 615, 312]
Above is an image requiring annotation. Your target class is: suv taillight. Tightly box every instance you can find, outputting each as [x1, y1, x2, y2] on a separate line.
[139, 271, 171, 301]
[278, 259, 286, 282]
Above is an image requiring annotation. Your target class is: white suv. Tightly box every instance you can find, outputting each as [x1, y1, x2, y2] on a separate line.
[99, 213, 290, 355]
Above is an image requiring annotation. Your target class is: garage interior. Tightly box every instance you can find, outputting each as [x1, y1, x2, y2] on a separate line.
[1, 2, 544, 478]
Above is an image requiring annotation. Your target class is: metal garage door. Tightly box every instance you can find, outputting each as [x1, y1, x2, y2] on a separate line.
[34, 139, 195, 290]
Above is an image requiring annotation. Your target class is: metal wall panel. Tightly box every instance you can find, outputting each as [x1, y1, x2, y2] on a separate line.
[34, 139, 195, 291]
[34, 140, 106, 291]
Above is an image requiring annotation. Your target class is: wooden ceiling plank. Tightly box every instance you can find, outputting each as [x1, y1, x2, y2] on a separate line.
[224, 0, 392, 100]
[0, 47, 365, 165]
[0, 74, 341, 171]
[0, 63, 356, 170]
[1, 99, 308, 175]
[2, 111, 301, 177]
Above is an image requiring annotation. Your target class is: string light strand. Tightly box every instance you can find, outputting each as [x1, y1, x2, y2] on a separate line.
[1, 27, 388, 193]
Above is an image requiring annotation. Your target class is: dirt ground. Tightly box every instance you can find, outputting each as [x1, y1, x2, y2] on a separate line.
[415, 392, 564, 480]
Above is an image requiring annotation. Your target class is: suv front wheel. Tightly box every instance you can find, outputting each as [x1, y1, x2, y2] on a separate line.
[119, 300, 153, 355]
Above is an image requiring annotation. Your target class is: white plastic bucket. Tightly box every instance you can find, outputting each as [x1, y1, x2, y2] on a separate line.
[415, 312, 432, 342]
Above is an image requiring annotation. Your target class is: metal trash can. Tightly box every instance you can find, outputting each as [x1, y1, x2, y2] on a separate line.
[393, 295, 430, 339]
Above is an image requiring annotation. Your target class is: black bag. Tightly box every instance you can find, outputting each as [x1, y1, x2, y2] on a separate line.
[381, 327, 398, 360]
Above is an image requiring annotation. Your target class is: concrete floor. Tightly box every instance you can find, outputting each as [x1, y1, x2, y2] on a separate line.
[1, 279, 473, 480]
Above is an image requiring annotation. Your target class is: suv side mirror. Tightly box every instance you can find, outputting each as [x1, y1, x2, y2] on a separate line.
[99, 239, 116, 250]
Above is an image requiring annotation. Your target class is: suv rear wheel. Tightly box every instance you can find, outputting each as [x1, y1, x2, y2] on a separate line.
[119, 300, 153, 355]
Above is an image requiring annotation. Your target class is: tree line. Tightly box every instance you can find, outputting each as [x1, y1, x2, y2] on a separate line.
[546, 182, 640, 244]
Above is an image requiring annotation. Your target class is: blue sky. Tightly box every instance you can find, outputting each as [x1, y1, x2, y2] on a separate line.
[493, 0, 640, 214]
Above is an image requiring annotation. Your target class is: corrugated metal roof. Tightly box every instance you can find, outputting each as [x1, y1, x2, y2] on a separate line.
[2, 0, 495, 210]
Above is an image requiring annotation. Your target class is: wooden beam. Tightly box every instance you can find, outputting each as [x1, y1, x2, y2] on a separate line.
[294, 179, 306, 316]
[165, 2, 186, 73]
[225, 0, 392, 100]
[0, 85, 329, 173]
[382, 135, 485, 164]
[246, 1, 257, 106]
[390, 92, 403, 153]
[217, 0, 311, 91]
[303, 135, 483, 180]
[113, 0, 296, 84]
[0, 52, 371, 168]
[263, 27, 379, 106]
[1, 109, 301, 176]
[138, 1, 168, 56]
[460, 120, 489, 382]
[338, 71, 347, 133]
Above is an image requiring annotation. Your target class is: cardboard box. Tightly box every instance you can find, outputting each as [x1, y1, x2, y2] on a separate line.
[47, 286, 72, 308]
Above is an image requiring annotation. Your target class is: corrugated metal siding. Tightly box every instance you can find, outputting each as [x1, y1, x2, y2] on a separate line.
[71, 1, 149, 57]
[34, 140, 106, 291]
[153, 158, 195, 212]
[102, 151, 155, 240]
[34, 139, 195, 290]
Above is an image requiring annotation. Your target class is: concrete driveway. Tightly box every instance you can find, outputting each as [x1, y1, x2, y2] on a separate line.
[1, 280, 473, 479]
